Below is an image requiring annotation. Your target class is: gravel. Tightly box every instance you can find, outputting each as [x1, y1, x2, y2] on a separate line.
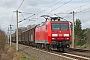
[12, 43, 73, 60]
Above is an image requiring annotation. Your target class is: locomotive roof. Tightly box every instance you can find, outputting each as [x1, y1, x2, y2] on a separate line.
[51, 20, 70, 22]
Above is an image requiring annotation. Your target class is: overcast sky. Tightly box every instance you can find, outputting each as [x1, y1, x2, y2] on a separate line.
[0, 0, 90, 33]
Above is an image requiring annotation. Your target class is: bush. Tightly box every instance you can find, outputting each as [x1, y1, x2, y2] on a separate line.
[76, 38, 86, 47]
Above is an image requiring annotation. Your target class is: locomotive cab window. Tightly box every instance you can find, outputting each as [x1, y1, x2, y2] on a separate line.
[60, 24, 68, 30]
[51, 24, 59, 30]
[51, 23, 68, 30]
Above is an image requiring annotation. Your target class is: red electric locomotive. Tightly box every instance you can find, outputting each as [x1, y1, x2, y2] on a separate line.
[12, 15, 71, 52]
[35, 16, 71, 52]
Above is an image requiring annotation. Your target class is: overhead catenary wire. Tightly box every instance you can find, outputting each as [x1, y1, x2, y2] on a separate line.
[46, 0, 72, 14]
[59, 7, 90, 21]
[18, 11, 36, 21]
[18, 13, 35, 23]
[38, 0, 63, 14]
[31, 0, 64, 19]
[54, 3, 90, 21]
[19, 11, 34, 14]
[24, 14, 35, 20]
[17, 0, 72, 23]
[17, 0, 24, 10]
[76, 7, 90, 14]
[62, 7, 90, 15]
[65, 3, 89, 12]
[20, 13, 25, 19]
[56, 3, 90, 14]
[53, 0, 72, 12]
[35, 0, 73, 21]
[15, 0, 90, 21]
[15, 0, 90, 26]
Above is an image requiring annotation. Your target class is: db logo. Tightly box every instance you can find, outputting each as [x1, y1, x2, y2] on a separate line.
[59, 31, 61, 33]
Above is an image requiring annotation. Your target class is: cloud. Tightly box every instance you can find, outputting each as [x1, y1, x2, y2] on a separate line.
[1, 0, 59, 9]
[82, 21, 90, 29]
[1, 0, 17, 8]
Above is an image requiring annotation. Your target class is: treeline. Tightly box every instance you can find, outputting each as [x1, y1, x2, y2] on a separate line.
[74, 19, 90, 49]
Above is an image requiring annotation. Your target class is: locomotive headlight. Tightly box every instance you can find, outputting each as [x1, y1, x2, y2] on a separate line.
[65, 38, 69, 40]
[67, 45, 69, 47]
[52, 38, 56, 40]
[52, 34, 58, 36]
[64, 34, 69, 37]
[67, 38, 69, 40]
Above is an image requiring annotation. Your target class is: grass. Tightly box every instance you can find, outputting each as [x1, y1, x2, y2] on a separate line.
[21, 56, 29, 60]
[25, 52, 36, 60]
[11, 45, 30, 60]
[11, 45, 16, 50]
[12, 44, 36, 60]
[75, 44, 90, 49]
[20, 49, 36, 60]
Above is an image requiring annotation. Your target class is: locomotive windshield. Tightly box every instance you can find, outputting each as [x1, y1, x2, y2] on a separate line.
[52, 24, 68, 30]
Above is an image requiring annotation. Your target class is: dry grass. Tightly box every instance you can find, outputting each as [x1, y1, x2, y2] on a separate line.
[1, 44, 24, 60]
[1, 44, 13, 60]
[0, 29, 7, 60]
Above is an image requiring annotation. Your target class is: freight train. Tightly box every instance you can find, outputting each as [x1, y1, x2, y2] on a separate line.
[12, 16, 71, 52]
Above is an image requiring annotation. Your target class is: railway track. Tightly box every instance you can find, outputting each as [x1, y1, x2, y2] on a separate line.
[33, 47, 90, 60]
[68, 48, 90, 58]
[12, 43, 90, 60]
[43, 48, 90, 60]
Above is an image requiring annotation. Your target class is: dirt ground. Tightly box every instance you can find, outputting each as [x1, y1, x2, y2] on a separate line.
[0, 44, 23, 60]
